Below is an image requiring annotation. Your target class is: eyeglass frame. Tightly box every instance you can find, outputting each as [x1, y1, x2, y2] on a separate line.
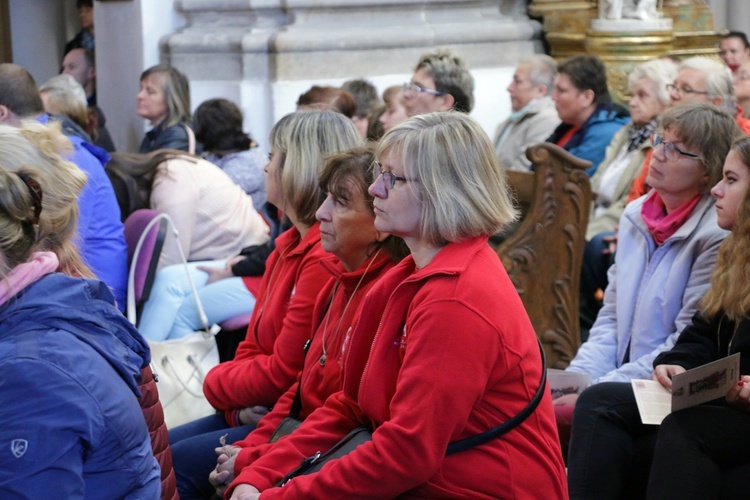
[651, 134, 702, 162]
[373, 161, 411, 189]
[403, 82, 446, 97]
[665, 83, 710, 96]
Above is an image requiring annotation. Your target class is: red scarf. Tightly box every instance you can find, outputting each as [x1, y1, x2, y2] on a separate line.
[556, 125, 580, 148]
[641, 192, 702, 246]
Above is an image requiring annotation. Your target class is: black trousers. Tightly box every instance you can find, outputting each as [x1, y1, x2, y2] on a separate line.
[567, 382, 750, 500]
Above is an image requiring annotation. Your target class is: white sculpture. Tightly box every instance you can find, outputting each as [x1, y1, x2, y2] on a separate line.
[600, 0, 661, 21]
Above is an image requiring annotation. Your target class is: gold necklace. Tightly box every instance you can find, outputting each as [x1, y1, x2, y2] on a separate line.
[319, 248, 382, 366]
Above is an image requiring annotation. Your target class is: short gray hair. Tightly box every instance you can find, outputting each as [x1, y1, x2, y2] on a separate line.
[679, 56, 735, 110]
[39, 74, 89, 127]
[628, 58, 678, 106]
[415, 48, 475, 113]
[521, 54, 557, 95]
[376, 112, 517, 245]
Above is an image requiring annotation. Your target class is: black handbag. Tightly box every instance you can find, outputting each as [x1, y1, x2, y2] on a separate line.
[269, 417, 303, 444]
[268, 340, 311, 444]
[277, 338, 547, 486]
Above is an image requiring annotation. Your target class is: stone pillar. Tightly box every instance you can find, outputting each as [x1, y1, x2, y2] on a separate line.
[725, 1, 750, 35]
[163, 0, 543, 148]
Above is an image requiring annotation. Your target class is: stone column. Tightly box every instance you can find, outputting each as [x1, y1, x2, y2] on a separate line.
[725, 1, 750, 34]
[163, 0, 542, 147]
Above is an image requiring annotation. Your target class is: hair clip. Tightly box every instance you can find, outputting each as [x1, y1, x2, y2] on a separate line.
[18, 174, 43, 225]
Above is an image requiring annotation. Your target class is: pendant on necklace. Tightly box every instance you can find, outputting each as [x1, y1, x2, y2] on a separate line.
[319, 354, 326, 366]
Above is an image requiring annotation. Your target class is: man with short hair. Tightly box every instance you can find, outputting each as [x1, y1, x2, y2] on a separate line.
[61, 48, 116, 151]
[547, 55, 629, 177]
[0, 63, 127, 308]
[494, 55, 561, 171]
[719, 31, 750, 74]
[669, 56, 750, 134]
[403, 47, 474, 116]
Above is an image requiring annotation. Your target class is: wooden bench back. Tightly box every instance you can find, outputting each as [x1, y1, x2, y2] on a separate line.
[495, 143, 592, 369]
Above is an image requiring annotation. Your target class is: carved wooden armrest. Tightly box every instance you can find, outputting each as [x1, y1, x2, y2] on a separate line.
[494, 143, 592, 369]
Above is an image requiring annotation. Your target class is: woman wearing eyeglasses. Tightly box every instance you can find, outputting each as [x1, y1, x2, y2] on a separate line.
[225, 112, 567, 499]
[565, 102, 743, 498]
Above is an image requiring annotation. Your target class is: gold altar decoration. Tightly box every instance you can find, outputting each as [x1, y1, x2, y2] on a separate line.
[528, 0, 724, 104]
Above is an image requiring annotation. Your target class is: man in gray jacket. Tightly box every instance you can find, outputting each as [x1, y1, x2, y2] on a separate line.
[494, 55, 561, 171]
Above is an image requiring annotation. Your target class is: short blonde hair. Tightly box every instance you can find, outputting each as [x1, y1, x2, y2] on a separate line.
[376, 112, 517, 245]
[0, 121, 91, 277]
[269, 110, 362, 225]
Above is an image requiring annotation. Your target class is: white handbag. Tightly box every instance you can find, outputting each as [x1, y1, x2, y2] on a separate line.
[127, 212, 221, 429]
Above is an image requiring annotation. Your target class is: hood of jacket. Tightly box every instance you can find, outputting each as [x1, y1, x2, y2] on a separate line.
[0, 273, 149, 396]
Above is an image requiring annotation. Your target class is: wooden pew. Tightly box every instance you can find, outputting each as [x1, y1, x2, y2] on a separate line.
[493, 143, 592, 369]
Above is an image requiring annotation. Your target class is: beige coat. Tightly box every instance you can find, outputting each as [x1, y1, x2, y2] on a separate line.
[493, 96, 561, 172]
[151, 156, 270, 269]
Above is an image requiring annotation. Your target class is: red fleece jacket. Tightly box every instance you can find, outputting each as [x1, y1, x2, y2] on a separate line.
[231, 251, 397, 472]
[203, 224, 329, 424]
[228, 237, 568, 499]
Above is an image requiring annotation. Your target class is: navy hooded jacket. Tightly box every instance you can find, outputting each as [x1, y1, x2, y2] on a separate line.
[0, 273, 160, 498]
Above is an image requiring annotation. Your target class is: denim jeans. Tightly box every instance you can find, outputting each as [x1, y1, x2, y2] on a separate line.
[138, 260, 255, 341]
[170, 413, 256, 500]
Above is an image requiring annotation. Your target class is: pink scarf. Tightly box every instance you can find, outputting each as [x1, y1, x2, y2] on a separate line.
[0, 252, 59, 307]
[641, 192, 702, 246]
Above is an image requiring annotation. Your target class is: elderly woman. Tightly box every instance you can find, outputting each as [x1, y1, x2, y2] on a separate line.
[570, 137, 750, 499]
[39, 73, 96, 143]
[580, 58, 678, 334]
[565, 103, 743, 497]
[176, 148, 408, 499]
[587, 59, 677, 238]
[137, 65, 193, 154]
[0, 131, 161, 497]
[226, 112, 567, 499]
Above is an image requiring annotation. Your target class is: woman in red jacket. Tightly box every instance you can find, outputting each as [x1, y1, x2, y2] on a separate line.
[207, 148, 408, 496]
[227, 112, 568, 499]
[170, 110, 362, 499]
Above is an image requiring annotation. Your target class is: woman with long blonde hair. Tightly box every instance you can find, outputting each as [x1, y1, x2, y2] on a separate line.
[645, 135, 750, 499]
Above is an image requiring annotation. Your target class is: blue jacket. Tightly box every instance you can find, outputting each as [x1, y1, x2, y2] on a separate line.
[0, 274, 160, 498]
[547, 103, 630, 176]
[567, 193, 727, 383]
[39, 114, 129, 310]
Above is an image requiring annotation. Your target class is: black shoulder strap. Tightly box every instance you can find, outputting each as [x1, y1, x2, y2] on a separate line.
[446, 337, 547, 455]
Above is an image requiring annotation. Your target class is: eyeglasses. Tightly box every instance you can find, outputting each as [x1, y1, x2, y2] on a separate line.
[373, 161, 409, 189]
[403, 82, 446, 96]
[651, 134, 702, 162]
[666, 83, 709, 96]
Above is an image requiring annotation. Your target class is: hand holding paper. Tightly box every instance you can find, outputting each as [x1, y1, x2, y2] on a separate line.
[632, 353, 741, 425]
